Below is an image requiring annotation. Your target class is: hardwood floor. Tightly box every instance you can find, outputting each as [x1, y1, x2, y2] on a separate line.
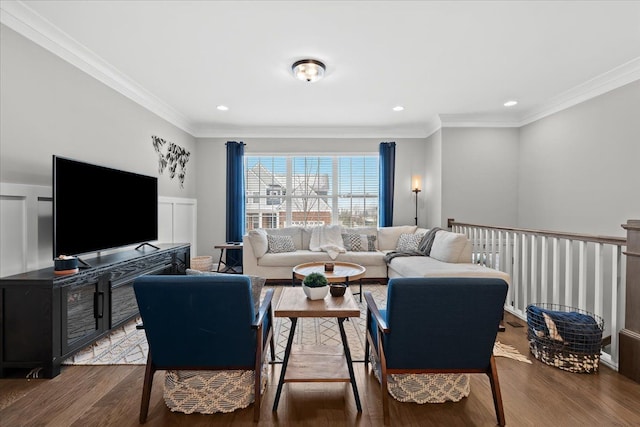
[2, 312, 639, 426]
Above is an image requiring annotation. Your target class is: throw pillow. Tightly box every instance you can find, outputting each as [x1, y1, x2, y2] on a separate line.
[247, 228, 269, 258]
[396, 233, 425, 252]
[266, 234, 296, 253]
[342, 233, 377, 252]
[185, 269, 265, 313]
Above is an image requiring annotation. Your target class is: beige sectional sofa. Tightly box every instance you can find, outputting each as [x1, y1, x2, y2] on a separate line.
[242, 225, 511, 284]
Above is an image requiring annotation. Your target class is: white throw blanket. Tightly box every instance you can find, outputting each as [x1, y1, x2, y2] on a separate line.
[309, 225, 346, 260]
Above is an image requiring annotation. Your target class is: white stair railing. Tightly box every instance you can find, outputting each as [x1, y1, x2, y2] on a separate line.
[451, 221, 627, 370]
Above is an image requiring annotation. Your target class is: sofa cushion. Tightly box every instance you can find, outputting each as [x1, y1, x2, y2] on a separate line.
[396, 233, 424, 252]
[342, 227, 379, 249]
[378, 225, 418, 251]
[387, 257, 511, 285]
[342, 233, 377, 252]
[185, 269, 264, 313]
[247, 228, 269, 258]
[264, 226, 304, 249]
[429, 231, 471, 263]
[335, 251, 386, 266]
[267, 234, 296, 253]
[259, 250, 335, 266]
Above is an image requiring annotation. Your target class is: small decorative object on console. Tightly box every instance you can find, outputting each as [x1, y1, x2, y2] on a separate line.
[54, 255, 78, 275]
[302, 272, 329, 300]
[324, 262, 335, 272]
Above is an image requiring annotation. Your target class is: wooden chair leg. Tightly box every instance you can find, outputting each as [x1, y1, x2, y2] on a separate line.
[364, 335, 370, 370]
[379, 336, 390, 426]
[487, 355, 506, 426]
[140, 353, 156, 424]
[253, 366, 261, 422]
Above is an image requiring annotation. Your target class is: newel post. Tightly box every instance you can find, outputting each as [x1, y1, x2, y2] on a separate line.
[620, 219, 640, 382]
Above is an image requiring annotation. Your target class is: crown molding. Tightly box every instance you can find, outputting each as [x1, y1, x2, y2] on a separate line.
[0, 1, 195, 135]
[518, 57, 640, 126]
[192, 124, 433, 139]
[439, 114, 521, 128]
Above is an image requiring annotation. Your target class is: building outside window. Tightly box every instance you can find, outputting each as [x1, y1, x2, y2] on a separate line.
[244, 154, 378, 230]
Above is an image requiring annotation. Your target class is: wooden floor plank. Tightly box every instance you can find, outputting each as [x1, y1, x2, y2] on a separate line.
[1, 312, 639, 426]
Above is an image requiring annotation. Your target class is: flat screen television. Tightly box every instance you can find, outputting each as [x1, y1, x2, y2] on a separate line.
[53, 156, 158, 258]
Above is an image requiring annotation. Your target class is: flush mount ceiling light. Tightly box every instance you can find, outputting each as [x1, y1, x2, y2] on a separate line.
[503, 100, 518, 107]
[292, 59, 326, 82]
[392, 105, 405, 111]
[217, 105, 229, 111]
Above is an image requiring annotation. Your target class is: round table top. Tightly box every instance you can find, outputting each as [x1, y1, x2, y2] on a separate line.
[293, 261, 366, 283]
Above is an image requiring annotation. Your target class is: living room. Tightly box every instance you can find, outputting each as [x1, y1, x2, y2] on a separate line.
[1, 1, 640, 425]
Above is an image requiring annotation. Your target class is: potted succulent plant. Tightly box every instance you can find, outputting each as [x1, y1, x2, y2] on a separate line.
[302, 272, 329, 300]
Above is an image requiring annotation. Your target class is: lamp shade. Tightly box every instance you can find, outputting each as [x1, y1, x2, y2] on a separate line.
[412, 175, 422, 192]
[292, 59, 325, 82]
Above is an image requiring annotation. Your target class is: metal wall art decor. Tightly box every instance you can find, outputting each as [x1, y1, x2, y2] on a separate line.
[151, 135, 190, 188]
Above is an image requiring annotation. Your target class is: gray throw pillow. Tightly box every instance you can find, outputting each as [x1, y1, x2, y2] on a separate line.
[396, 233, 425, 252]
[185, 269, 265, 313]
[342, 233, 377, 252]
[266, 234, 296, 253]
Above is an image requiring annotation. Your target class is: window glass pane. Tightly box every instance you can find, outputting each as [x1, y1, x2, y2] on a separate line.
[245, 153, 377, 229]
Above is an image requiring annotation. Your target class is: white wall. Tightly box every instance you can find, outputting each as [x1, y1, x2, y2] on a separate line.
[518, 80, 640, 236]
[423, 129, 442, 229]
[440, 127, 520, 228]
[194, 138, 227, 257]
[0, 25, 197, 197]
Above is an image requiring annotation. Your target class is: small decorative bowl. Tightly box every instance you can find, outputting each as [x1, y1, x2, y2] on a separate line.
[330, 284, 346, 297]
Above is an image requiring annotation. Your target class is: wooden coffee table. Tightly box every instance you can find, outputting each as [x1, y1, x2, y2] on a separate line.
[272, 286, 362, 413]
[292, 261, 366, 301]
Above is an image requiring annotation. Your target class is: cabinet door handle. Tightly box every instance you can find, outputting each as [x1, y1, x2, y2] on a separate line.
[94, 291, 105, 319]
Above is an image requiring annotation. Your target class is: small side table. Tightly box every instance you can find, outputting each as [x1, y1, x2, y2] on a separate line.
[214, 243, 243, 273]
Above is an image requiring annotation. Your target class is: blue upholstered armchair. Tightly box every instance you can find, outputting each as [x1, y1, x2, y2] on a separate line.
[133, 275, 275, 423]
[364, 277, 508, 426]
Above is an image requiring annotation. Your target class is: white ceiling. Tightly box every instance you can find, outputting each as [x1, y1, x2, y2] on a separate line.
[2, 1, 640, 138]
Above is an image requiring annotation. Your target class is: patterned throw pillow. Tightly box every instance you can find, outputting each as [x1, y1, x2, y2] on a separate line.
[342, 233, 377, 252]
[396, 233, 424, 252]
[266, 234, 296, 253]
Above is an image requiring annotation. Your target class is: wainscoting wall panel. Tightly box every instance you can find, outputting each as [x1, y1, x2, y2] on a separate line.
[0, 183, 52, 276]
[0, 183, 197, 276]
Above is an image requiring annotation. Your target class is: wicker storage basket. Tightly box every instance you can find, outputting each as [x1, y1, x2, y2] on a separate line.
[526, 303, 604, 373]
[190, 256, 213, 272]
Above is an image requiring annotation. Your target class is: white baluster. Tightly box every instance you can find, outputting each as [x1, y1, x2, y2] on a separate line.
[513, 232, 520, 314]
[522, 234, 529, 309]
[610, 246, 621, 364]
[552, 237, 560, 304]
[578, 241, 587, 310]
[594, 242, 604, 318]
[541, 236, 548, 303]
[505, 231, 513, 310]
[565, 240, 574, 307]
[530, 235, 537, 304]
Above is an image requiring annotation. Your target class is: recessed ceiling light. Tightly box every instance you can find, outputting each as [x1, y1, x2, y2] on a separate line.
[503, 100, 518, 107]
[217, 105, 229, 111]
[392, 106, 404, 112]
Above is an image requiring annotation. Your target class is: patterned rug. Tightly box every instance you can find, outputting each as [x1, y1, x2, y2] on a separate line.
[63, 284, 530, 365]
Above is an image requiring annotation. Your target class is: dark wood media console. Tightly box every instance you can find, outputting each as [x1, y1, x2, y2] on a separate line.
[0, 243, 190, 378]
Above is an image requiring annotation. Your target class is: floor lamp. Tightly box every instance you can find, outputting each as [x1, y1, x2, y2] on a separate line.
[412, 176, 422, 226]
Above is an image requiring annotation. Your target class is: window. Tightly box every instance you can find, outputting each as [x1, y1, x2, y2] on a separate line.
[245, 154, 378, 229]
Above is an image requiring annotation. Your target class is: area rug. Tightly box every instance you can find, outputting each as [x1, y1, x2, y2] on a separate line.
[63, 284, 530, 365]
